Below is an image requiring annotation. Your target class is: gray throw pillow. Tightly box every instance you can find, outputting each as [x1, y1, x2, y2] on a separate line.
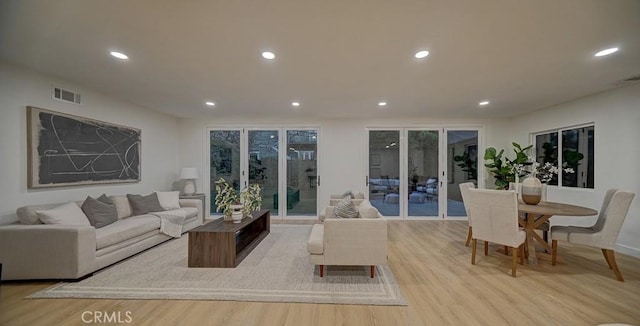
[81, 196, 118, 228]
[127, 193, 166, 216]
[335, 197, 359, 218]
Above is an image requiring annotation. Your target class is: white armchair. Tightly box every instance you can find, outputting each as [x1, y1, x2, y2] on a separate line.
[551, 189, 635, 281]
[307, 206, 387, 278]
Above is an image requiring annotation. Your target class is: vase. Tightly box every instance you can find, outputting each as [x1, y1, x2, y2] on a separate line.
[521, 176, 542, 205]
[232, 211, 243, 223]
[231, 204, 244, 223]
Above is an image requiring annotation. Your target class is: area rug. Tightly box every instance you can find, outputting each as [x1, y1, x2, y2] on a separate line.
[29, 225, 407, 306]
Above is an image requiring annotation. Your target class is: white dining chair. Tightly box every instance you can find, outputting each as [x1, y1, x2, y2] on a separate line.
[550, 189, 635, 282]
[459, 182, 475, 247]
[467, 188, 526, 277]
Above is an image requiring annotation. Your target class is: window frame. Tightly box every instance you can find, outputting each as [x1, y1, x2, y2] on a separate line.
[531, 123, 595, 190]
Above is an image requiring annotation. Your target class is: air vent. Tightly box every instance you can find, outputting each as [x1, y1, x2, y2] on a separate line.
[613, 74, 640, 86]
[53, 87, 81, 104]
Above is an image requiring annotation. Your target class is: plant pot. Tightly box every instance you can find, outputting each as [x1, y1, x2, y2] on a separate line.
[522, 177, 542, 205]
[232, 211, 243, 224]
[231, 204, 243, 223]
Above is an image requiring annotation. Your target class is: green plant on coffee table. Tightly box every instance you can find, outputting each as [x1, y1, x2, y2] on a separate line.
[484, 142, 533, 190]
[241, 183, 262, 217]
[214, 178, 239, 216]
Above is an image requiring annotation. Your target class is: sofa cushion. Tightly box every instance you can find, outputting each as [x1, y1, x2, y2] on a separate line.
[307, 224, 324, 254]
[95, 215, 161, 250]
[358, 200, 379, 219]
[155, 191, 181, 210]
[17, 203, 63, 224]
[182, 207, 198, 219]
[109, 195, 133, 219]
[127, 193, 166, 215]
[36, 202, 91, 226]
[335, 197, 359, 218]
[341, 190, 354, 199]
[81, 196, 118, 228]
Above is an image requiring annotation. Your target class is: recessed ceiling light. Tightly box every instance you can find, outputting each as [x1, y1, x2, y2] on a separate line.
[414, 50, 429, 59]
[205, 101, 215, 107]
[479, 101, 490, 106]
[262, 51, 275, 60]
[378, 101, 387, 107]
[291, 102, 300, 107]
[594, 47, 619, 57]
[110, 51, 129, 60]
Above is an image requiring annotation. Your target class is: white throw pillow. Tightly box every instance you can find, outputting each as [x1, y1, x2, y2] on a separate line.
[358, 200, 379, 219]
[109, 195, 133, 219]
[155, 191, 181, 210]
[36, 202, 90, 226]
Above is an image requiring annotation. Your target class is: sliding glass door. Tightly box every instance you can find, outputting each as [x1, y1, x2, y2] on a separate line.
[286, 130, 318, 217]
[446, 130, 479, 217]
[248, 130, 279, 215]
[366, 127, 480, 219]
[368, 130, 401, 217]
[209, 130, 241, 215]
[209, 127, 319, 219]
[407, 130, 439, 218]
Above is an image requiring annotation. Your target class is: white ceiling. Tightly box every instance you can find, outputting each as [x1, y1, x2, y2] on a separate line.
[1, 0, 639, 120]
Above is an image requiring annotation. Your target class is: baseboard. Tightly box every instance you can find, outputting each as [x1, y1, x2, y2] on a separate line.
[615, 243, 640, 259]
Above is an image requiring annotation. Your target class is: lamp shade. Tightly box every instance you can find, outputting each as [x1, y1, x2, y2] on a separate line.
[180, 167, 198, 180]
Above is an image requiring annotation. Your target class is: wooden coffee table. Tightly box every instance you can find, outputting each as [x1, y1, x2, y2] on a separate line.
[188, 209, 270, 268]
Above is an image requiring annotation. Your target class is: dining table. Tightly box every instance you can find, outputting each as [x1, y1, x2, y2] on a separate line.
[518, 201, 598, 265]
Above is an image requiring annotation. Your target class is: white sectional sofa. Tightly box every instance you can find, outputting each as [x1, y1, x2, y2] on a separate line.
[0, 195, 202, 281]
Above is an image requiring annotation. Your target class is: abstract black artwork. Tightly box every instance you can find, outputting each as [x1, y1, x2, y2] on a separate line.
[27, 106, 141, 188]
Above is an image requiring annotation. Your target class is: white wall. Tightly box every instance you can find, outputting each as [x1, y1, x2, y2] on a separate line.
[0, 62, 180, 224]
[177, 116, 511, 219]
[508, 83, 640, 257]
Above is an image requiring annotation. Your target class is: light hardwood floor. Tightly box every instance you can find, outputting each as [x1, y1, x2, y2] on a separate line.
[1, 220, 639, 325]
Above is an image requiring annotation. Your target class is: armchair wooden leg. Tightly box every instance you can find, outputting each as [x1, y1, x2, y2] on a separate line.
[465, 226, 472, 247]
[604, 249, 624, 282]
[472, 239, 477, 265]
[601, 249, 613, 269]
[511, 246, 518, 277]
[519, 244, 525, 265]
[320, 265, 324, 277]
[370, 266, 375, 278]
[551, 240, 558, 266]
[484, 241, 489, 256]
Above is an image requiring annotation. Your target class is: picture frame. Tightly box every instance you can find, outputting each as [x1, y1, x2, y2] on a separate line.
[27, 106, 141, 188]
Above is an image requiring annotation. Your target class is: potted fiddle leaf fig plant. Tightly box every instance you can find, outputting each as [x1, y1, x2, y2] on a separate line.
[484, 142, 533, 190]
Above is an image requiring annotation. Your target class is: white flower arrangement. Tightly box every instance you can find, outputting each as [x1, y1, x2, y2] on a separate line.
[241, 183, 262, 217]
[532, 161, 575, 184]
[215, 178, 263, 218]
[214, 178, 239, 216]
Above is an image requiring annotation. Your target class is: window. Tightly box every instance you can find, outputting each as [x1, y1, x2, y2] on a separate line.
[533, 125, 594, 188]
